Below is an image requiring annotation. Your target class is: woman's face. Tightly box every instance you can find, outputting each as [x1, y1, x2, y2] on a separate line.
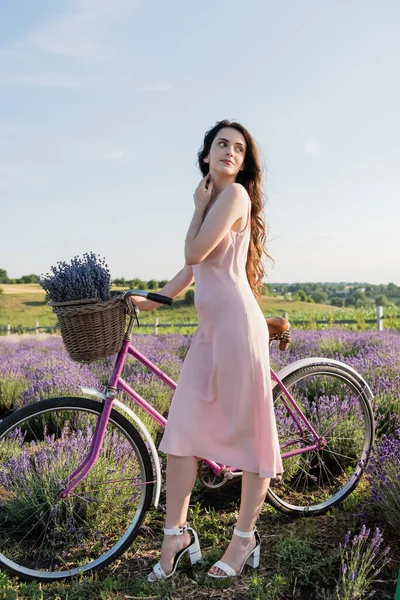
[206, 127, 246, 178]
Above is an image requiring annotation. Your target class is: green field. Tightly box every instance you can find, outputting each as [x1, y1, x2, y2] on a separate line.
[0, 284, 337, 330]
[1, 284, 397, 333]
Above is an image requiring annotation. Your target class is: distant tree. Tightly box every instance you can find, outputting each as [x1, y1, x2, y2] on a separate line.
[184, 289, 195, 305]
[331, 296, 345, 307]
[311, 290, 328, 304]
[18, 274, 39, 284]
[346, 289, 368, 308]
[159, 280, 168, 288]
[387, 282, 400, 297]
[130, 278, 147, 289]
[298, 290, 307, 302]
[375, 294, 387, 307]
[147, 280, 157, 290]
[356, 298, 368, 308]
[113, 277, 126, 287]
[261, 283, 273, 296]
[364, 286, 375, 298]
[0, 269, 8, 284]
[296, 289, 315, 302]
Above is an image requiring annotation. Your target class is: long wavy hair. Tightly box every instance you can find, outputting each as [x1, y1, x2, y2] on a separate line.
[197, 119, 270, 299]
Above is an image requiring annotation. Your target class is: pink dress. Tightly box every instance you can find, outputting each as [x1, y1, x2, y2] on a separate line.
[158, 196, 284, 479]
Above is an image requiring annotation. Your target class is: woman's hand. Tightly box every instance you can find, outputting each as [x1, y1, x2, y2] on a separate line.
[128, 297, 156, 312]
[193, 173, 213, 211]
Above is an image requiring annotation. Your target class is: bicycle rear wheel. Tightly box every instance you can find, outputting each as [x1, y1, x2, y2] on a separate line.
[267, 363, 374, 516]
[0, 397, 154, 581]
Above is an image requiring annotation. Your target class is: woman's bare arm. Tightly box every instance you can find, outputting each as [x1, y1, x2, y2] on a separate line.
[185, 183, 248, 265]
[130, 263, 194, 311]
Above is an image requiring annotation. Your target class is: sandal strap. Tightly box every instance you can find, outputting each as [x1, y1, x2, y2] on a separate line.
[212, 560, 237, 577]
[163, 523, 189, 535]
[152, 562, 167, 580]
[233, 525, 257, 538]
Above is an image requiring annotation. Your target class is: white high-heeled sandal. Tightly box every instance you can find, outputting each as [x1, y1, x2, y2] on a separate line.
[147, 523, 202, 582]
[208, 526, 261, 579]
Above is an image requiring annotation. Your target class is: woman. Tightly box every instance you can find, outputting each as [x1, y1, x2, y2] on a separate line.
[132, 119, 284, 581]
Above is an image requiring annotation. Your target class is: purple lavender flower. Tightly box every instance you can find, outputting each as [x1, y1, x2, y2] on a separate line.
[365, 432, 400, 532]
[39, 252, 112, 302]
[337, 525, 391, 598]
[344, 530, 351, 547]
[0, 329, 398, 577]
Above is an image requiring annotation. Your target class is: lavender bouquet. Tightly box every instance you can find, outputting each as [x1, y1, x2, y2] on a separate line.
[39, 252, 112, 303]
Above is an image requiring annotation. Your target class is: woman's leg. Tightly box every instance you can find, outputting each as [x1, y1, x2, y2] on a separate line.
[148, 454, 198, 580]
[208, 471, 270, 576]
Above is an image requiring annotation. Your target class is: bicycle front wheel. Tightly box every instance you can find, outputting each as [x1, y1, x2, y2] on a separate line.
[0, 397, 154, 581]
[267, 363, 374, 516]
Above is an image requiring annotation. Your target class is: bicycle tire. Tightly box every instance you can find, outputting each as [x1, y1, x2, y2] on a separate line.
[266, 362, 374, 516]
[0, 397, 154, 581]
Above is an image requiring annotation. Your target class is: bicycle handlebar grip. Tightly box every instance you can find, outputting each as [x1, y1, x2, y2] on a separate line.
[147, 292, 174, 306]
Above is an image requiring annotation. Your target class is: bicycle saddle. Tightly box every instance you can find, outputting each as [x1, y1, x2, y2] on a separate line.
[266, 317, 291, 351]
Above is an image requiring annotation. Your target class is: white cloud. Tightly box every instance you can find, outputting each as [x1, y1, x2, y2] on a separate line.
[142, 83, 173, 92]
[0, 1, 171, 92]
[0, 73, 170, 92]
[103, 147, 124, 160]
[26, 0, 135, 59]
[304, 138, 321, 157]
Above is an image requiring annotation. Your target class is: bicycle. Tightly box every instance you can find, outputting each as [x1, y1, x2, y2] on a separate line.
[0, 290, 375, 581]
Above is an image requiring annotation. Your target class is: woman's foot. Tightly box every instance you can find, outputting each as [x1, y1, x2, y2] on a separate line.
[208, 530, 258, 577]
[148, 528, 193, 582]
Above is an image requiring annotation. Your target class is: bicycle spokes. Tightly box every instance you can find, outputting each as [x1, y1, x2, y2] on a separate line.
[271, 366, 373, 513]
[0, 404, 152, 577]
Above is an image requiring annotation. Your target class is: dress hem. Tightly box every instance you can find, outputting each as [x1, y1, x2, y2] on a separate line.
[158, 444, 284, 480]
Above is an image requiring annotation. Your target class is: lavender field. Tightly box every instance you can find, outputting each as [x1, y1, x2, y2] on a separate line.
[0, 330, 399, 599]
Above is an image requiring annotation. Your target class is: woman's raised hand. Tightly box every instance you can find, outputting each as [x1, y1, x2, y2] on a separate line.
[193, 173, 213, 210]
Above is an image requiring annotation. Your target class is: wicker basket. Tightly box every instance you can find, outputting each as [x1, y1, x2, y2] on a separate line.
[49, 296, 128, 363]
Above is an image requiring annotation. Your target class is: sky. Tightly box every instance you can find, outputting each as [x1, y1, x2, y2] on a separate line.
[0, 0, 399, 285]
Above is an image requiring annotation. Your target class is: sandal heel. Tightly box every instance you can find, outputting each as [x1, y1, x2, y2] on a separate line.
[246, 545, 260, 569]
[188, 532, 202, 565]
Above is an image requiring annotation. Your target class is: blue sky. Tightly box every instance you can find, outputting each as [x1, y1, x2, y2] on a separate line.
[1, 0, 399, 284]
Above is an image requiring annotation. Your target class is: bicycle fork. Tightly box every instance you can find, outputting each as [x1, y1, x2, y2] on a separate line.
[57, 386, 163, 507]
[58, 393, 116, 498]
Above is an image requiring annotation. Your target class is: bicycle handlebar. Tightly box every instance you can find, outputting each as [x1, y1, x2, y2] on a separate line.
[123, 289, 174, 306]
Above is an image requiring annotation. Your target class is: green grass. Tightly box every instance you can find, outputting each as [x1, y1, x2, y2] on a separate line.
[1, 284, 397, 333]
[0, 284, 338, 331]
[0, 490, 397, 599]
[0, 293, 57, 329]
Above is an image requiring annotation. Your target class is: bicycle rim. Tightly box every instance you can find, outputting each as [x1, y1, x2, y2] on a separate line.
[0, 397, 154, 581]
[267, 364, 374, 515]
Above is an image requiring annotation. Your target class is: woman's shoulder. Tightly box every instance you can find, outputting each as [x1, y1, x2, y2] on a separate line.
[225, 182, 248, 195]
[206, 184, 249, 220]
[220, 182, 249, 206]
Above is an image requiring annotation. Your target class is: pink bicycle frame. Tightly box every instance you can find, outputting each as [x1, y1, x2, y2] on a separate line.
[60, 336, 326, 498]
